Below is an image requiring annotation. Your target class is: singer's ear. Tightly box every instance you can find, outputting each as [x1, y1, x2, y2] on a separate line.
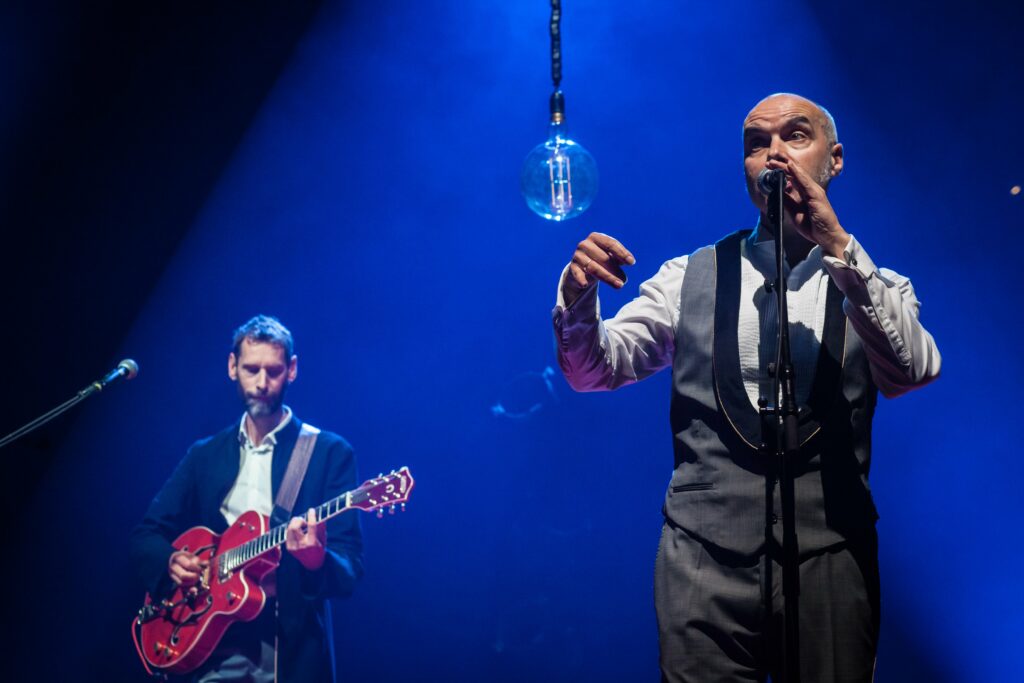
[830, 143, 844, 177]
[228, 352, 239, 381]
[287, 355, 298, 384]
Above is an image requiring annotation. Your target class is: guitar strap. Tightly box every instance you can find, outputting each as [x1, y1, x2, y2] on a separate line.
[273, 422, 320, 520]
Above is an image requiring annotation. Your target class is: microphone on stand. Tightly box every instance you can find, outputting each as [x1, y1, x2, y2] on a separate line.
[757, 168, 786, 196]
[93, 359, 139, 392]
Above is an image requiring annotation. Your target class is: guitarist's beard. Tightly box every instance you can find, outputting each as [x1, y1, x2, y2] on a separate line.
[239, 385, 286, 420]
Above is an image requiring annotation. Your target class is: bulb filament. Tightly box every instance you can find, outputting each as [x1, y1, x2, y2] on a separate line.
[548, 151, 573, 215]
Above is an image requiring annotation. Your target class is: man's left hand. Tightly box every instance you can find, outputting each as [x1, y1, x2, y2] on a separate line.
[285, 508, 326, 571]
[783, 157, 850, 259]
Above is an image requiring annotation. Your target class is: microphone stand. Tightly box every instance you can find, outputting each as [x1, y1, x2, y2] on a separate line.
[759, 174, 802, 682]
[0, 376, 119, 450]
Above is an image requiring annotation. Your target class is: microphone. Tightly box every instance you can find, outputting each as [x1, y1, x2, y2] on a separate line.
[95, 359, 139, 391]
[757, 168, 785, 196]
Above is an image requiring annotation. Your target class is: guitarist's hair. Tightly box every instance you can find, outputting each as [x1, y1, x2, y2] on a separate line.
[231, 315, 295, 359]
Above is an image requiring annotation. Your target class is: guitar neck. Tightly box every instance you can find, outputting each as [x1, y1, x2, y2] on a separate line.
[218, 469, 410, 575]
[220, 490, 354, 571]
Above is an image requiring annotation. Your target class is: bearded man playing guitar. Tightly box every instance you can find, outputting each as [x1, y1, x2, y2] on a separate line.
[130, 315, 364, 682]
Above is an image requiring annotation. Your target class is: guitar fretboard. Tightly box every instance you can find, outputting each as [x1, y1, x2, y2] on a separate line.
[217, 487, 375, 575]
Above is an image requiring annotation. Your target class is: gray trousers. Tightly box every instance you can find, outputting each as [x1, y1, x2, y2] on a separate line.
[194, 642, 275, 683]
[192, 606, 277, 683]
[654, 522, 879, 683]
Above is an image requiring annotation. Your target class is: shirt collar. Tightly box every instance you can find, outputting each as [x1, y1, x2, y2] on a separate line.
[238, 405, 293, 448]
[746, 223, 822, 286]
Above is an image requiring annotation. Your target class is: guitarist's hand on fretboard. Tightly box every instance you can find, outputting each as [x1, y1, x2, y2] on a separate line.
[285, 508, 326, 571]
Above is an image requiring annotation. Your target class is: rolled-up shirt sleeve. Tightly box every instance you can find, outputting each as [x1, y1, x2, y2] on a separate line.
[552, 256, 686, 392]
[822, 235, 942, 397]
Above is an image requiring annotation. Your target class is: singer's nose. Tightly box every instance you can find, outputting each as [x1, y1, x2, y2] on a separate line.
[766, 137, 787, 165]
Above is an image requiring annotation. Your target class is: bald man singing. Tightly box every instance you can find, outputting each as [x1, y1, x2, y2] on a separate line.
[552, 94, 941, 682]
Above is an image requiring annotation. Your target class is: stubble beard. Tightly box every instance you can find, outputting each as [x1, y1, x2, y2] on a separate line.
[240, 386, 285, 420]
[816, 155, 835, 188]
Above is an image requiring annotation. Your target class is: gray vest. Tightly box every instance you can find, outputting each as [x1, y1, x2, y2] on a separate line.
[664, 230, 879, 558]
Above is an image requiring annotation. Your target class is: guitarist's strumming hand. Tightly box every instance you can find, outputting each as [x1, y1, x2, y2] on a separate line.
[168, 551, 207, 587]
[286, 508, 326, 571]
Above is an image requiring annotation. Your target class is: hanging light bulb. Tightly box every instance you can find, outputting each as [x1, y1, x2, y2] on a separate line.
[520, 0, 598, 222]
[521, 91, 598, 221]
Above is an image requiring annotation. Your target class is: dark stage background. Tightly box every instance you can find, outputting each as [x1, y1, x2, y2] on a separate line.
[2, 1, 1021, 681]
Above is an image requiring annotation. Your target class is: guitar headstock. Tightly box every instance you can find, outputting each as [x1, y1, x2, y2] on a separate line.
[350, 466, 415, 516]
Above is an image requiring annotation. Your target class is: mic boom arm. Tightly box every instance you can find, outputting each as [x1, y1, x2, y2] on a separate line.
[0, 359, 139, 450]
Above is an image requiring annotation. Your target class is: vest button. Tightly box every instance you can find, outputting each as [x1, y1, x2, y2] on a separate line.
[771, 514, 779, 525]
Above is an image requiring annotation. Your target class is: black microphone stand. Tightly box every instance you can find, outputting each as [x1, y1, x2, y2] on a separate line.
[759, 172, 802, 682]
[0, 370, 128, 450]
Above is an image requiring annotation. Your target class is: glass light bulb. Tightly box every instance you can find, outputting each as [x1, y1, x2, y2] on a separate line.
[520, 119, 598, 221]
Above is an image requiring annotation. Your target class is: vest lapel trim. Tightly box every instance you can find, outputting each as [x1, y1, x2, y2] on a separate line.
[712, 230, 761, 450]
[711, 230, 847, 451]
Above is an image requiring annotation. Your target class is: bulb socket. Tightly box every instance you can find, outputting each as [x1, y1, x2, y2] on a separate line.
[549, 89, 565, 119]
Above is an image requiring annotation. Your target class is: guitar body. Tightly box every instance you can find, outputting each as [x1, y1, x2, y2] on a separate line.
[132, 466, 414, 676]
[138, 510, 280, 674]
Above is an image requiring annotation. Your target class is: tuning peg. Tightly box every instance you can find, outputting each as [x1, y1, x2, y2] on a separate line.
[376, 509, 384, 519]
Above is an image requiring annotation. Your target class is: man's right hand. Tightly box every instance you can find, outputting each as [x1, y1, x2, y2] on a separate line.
[563, 232, 636, 308]
[168, 550, 206, 587]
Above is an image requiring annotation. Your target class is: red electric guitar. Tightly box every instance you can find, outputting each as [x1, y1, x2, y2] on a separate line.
[132, 467, 414, 675]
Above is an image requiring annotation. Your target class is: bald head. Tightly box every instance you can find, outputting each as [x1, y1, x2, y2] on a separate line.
[745, 93, 839, 148]
[741, 92, 845, 212]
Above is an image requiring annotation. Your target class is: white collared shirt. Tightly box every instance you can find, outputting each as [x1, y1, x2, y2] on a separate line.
[739, 234, 830, 408]
[553, 231, 941, 402]
[220, 406, 293, 525]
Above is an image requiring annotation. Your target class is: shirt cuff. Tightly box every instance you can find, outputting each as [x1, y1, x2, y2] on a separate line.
[822, 234, 877, 291]
[553, 263, 600, 325]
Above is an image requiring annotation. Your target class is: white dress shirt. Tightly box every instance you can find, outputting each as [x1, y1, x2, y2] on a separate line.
[220, 406, 293, 525]
[553, 229, 941, 401]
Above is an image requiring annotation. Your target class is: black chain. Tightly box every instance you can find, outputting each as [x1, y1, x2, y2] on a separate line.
[548, 0, 565, 116]
[550, 0, 562, 88]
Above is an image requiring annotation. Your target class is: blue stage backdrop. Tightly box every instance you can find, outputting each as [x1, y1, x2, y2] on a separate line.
[13, 1, 1022, 681]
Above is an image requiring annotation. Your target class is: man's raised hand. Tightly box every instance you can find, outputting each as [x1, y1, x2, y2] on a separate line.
[563, 232, 636, 307]
[783, 157, 849, 259]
